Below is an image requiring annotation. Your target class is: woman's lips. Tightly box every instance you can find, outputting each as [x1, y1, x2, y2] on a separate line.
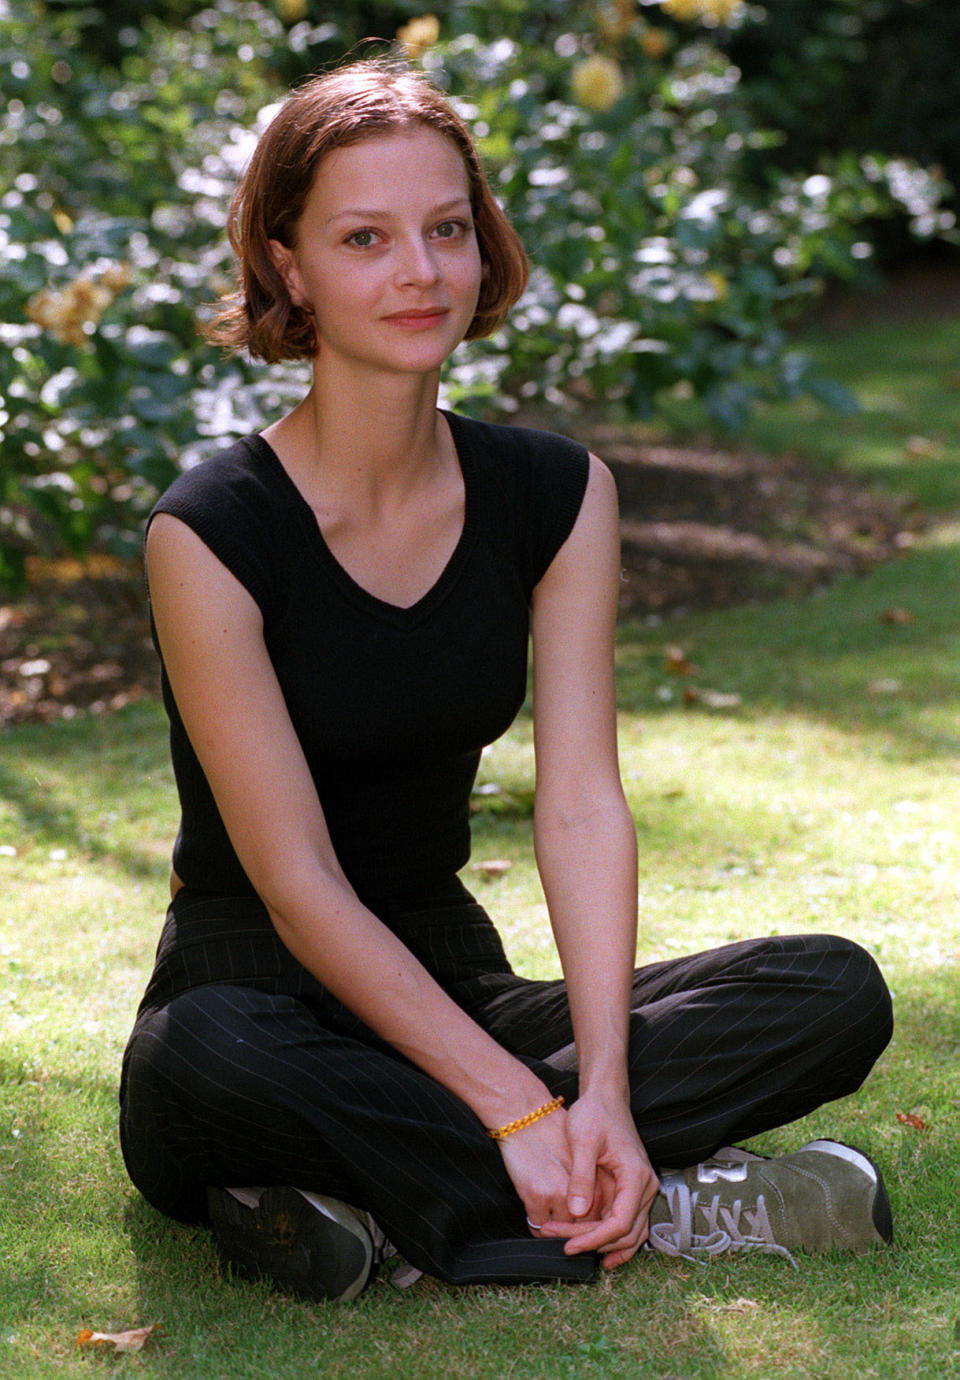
[382, 308, 449, 328]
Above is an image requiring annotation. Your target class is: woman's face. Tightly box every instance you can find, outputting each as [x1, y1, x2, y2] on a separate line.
[271, 125, 483, 377]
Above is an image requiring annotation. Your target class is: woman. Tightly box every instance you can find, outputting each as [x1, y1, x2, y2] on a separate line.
[120, 59, 894, 1301]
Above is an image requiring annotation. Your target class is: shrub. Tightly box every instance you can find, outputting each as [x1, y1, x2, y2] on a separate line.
[0, 0, 953, 584]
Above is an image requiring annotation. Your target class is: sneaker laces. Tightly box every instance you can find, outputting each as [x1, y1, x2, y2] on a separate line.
[648, 1178, 798, 1269]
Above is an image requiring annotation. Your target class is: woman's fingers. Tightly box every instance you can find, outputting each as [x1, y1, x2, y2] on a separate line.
[496, 1111, 582, 1229]
[566, 1128, 601, 1219]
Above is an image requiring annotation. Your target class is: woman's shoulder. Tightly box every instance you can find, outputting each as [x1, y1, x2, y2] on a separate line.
[148, 435, 295, 614]
[151, 434, 280, 523]
[446, 410, 590, 518]
[445, 412, 591, 590]
[444, 409, 589, 472]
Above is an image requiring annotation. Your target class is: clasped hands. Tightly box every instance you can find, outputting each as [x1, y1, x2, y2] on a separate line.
[496, 1091, 659, 1270]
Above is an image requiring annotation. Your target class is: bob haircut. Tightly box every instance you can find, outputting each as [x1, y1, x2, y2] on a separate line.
[206, 59, 529, 362]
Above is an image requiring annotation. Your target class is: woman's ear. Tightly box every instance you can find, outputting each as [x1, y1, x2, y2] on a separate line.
[268, 239, 307, 309]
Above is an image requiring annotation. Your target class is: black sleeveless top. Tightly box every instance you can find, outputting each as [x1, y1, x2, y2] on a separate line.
[148, 410, 590, 902]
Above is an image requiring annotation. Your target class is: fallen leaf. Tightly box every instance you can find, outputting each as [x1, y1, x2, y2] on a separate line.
[469, 860, 512, 878]
[700, 689, 742, 709]
[719, 1297, 760, 1314]
[76, 1324, 160, 1354]
[905, 435, 944, 459]
[664, 644, 700, 676]
[895, 1111, 929, 1131]
[683, 685, 742, 709]
[879, 608, 915, 625]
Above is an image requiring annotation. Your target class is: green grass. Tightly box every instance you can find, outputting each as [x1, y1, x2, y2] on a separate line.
[658, 316, 960, 513]
[2, 310, 960, 1377]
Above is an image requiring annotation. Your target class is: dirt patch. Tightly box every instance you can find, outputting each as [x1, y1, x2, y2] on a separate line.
[0, 437, 919, 725]
[804, 257, 960, 331]
[602, 432, 917, 618]
[0, 556, 159, 725]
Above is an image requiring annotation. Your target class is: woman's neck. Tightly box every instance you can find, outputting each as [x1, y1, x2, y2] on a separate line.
[264, 364, 447, 510]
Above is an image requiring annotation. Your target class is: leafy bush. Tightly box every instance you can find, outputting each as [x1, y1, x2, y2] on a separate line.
[0, 0, 953, 586]
[724, 0, 960, 247]
[0, 1, 305, 587]
[432, 26, 931, 425]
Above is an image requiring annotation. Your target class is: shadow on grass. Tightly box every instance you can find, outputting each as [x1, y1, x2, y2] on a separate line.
[0, 700, 173, 882]
[659, 317, 960, 513]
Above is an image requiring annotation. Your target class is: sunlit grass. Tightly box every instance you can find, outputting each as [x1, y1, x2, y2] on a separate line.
[3, 306, 960, 1374]
[3, 525, 959, 1374]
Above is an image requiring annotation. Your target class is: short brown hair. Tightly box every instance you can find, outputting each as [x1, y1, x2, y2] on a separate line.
[205, 60, 529, 362]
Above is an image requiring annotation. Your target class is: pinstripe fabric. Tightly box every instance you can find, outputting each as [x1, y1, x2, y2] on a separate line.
[119, 886, 892, 1285]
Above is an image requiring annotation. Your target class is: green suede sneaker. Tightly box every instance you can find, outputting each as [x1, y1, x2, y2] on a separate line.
[648, 1140, 894, 1266]
[208, 1185, 375, 1302]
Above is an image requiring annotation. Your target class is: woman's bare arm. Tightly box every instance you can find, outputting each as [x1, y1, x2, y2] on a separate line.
[527, 454, 659, 1265]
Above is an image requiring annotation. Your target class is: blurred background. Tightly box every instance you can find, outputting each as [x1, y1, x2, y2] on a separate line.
[1, 0, 957, 596]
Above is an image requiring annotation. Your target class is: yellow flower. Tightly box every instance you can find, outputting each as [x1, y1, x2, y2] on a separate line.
[708, 0, 743, 22]
[396, 14, 440, 59]
[571, 54, 625, 112]
[100, 262, 131, 293]
[275, 0, 307, 21]
[660, 0, 704, 21]
[660, 0, 742, 22]
[596, 0, 636, 43]
[640, 26, 669, 59]
[703, 270, 729, 301]
[25, 264, 127, 348]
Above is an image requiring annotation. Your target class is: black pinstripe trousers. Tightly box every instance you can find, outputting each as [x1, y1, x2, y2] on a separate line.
[119, 882, 893, 1285]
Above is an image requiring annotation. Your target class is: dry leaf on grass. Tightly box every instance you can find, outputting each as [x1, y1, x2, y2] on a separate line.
[867, 678, 903, 696]
[664, 644, 700, 676]
[879, 608, 915, 625]
[905, 435, 944, 460]
[76, 1324, 160, 1353]
[895, 1111, 930, 1131]
[469, 860, 513, 878]
[683, 686, 742, 710]
[718, 1297, 760, 1314]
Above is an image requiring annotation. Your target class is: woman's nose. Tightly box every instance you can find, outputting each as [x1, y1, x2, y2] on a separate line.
[395, 236, 442, 287]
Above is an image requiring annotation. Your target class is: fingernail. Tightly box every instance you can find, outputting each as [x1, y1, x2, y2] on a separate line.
[570, 1196, 588, 1215]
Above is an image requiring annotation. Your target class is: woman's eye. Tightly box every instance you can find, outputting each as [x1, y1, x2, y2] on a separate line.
[346, 229, 379, 248]
[433, 220, 469, 240]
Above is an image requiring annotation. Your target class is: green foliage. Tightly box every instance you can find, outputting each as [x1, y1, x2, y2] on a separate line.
[1, 0, 954, 581]
[0, 0, 308, 587]
[727, 0, 960, 254]
[433, 32, 913, 425]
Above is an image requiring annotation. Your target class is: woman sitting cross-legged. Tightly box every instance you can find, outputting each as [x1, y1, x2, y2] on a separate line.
[119, 58, 894, 1301]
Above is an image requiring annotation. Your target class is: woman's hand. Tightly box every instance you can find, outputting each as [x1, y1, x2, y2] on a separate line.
[532, 1091, 659, 1270]
[494, 1103, 579, 1231]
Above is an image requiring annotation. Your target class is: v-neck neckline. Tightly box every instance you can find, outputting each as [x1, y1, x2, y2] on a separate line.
[245, 410, 478, 628]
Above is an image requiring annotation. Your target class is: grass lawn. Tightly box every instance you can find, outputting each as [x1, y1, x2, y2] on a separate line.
[660, 316, 960, 511]
[1, 311, 959, 1377]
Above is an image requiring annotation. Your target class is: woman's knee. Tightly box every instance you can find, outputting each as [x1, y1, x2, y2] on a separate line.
[799, 934, 894, 1075]
[123, 986, 289, 1113]
[822, 935, 891, 1026]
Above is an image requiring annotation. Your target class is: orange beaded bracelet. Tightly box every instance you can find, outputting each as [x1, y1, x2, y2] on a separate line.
[485, 1095, 565, 1141]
